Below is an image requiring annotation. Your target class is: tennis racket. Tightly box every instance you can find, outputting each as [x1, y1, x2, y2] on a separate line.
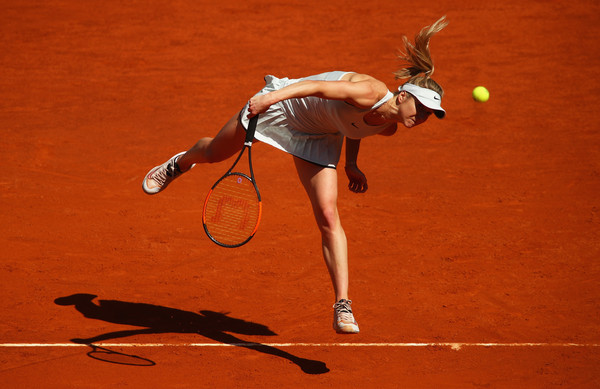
[202, 115, 262, 247]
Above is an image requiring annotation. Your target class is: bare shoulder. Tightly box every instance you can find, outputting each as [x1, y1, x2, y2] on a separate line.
[340, 72, 389, 105]
[344, 72, 387, 90]
[343, 72, 382, 83]
[342, 72, 373, 81]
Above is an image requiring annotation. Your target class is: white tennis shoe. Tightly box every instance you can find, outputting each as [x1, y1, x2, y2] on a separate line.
[333, 299, 360, 334]
[142, 152, 187, 195]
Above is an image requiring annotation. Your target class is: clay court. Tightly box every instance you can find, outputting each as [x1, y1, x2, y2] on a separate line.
[1, 0, 599, 387]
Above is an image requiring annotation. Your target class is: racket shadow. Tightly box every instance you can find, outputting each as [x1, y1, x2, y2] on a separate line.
[54, 293, 329, 374]
[86, 344, 156, 366]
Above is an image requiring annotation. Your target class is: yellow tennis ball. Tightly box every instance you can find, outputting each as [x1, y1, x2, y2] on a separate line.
[472, 86, 489, 102]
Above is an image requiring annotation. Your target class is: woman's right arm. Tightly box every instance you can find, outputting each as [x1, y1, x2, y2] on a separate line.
[247, 78, 386, 117]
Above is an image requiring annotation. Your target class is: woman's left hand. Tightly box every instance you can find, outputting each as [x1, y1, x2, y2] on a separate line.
[344, 164, 368, 193]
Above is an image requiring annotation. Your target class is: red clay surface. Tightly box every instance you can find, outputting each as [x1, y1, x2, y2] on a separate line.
[2, 0, 599, 387]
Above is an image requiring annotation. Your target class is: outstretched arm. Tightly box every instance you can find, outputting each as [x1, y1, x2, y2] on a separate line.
[247, 77, 386, 117]
[344, 138, 368, 193]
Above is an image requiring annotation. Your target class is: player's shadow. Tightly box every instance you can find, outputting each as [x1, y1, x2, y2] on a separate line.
[54, 293, 329, 374]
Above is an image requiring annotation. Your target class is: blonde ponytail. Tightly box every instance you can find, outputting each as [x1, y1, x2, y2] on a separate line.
[394, 16, 448, 96]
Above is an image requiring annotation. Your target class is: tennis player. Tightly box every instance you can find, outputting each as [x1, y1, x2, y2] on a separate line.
[143, 16, 448, 334]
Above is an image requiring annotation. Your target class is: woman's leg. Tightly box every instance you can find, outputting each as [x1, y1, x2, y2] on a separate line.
[293, 157, 349, 301]
[177, 113, 247, 171]
[293, 157, 359, 333]
[143, 113, 246, 194]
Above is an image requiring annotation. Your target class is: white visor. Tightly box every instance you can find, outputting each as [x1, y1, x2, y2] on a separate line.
[399, 83, 445, 119]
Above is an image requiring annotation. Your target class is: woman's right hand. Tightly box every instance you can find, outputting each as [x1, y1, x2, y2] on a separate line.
[247, 94, 272, 117]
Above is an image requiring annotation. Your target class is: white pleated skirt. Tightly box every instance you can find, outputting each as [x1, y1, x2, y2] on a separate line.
[239, 75, 344, 168]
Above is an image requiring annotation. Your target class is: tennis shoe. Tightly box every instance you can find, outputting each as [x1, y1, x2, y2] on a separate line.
[142, 152, 187, 195]
[333, 299, 360, 334]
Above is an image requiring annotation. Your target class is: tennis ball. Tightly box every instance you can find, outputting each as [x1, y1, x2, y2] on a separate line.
[472, 86, 489, 102]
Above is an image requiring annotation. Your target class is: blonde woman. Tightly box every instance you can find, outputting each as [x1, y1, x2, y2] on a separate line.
[143, 16, 448, 334]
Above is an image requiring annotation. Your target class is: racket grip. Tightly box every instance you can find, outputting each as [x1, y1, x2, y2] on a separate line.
[245, 115, 258, 144]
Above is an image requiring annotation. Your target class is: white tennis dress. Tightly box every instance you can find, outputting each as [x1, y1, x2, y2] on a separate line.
[239, 71, 393, 168]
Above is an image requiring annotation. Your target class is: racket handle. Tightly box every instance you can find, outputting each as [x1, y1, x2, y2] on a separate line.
[245, 115, 259, 145]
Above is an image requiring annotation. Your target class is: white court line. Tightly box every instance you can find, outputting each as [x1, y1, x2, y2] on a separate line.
[1, 343, 599, 351]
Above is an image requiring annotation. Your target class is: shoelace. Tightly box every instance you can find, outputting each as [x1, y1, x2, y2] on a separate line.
[152, 159, 180, 185]
[333, 300, 354, 322]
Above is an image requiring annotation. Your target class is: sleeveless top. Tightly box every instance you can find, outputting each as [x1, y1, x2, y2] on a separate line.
[239, 71, 393, 168]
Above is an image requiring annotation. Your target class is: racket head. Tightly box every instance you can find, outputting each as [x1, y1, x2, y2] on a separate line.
[202, 172, 262, 248]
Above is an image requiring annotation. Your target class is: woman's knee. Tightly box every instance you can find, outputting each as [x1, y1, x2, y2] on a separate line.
[314, 204, 340, 234]
[202, 140, 224, 163]
[204, 114, 246, 163]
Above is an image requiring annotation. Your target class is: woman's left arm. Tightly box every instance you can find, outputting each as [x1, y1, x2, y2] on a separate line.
[344, 138, 368, 193]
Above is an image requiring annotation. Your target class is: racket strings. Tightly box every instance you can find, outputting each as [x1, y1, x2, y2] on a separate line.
[203, 174, 261, 246]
